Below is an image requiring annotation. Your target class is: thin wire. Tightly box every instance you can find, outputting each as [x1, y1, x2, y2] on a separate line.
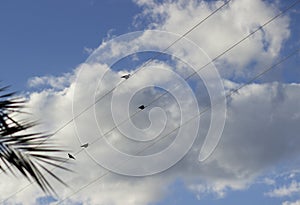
[81, 0, 300, 157]
[91, 0, 300, 143]
[0, 149, 85, 204]
[56, 47, 300, 205]
[0, 0, 232, 177]
[2, 0, 299, 202]
[55, 0, 233, 136]
[0, 1, 232, 202]
[55, 0, 231, 138]
[0, 128, 75, 201]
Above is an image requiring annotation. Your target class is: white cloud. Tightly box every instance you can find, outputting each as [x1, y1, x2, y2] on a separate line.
[266, 181, 300, 198]
[264, 178, 276, 186]
[1, 0, 299, 205]
[3, 65, 300, 205]
[134, 0, 290, 78]
[283, 200, 300, 205]
[83, 47, 95, 55]
[28, 73, 74, 90]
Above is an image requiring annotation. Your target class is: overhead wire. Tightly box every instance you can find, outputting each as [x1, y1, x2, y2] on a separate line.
[54, 0, 300, 202]
[0, 0, 232, 177]
[56, 46, 300, 205]
[2, 0, 300, 203]
[0, 0, 233, 203]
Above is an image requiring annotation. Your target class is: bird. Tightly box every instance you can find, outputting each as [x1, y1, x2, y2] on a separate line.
[80, 143, 89, 148]
[121, 74, 131, 79]
[68, 153, 76, 160]
[138, 105, 145, 110]
[229, 88, 239, 95]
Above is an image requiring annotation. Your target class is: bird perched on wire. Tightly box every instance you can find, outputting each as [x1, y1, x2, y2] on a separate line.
[138, 105, 145, 110]
[121, 74, 131, 79]
[80, 143, 89, 148]
[68, 153, 75, 160]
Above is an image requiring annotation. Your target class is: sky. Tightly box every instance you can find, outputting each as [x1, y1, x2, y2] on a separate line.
[1, 0, 300, 205]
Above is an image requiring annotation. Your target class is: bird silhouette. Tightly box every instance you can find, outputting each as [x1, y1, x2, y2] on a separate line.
[121, 74, 130, 79]
[81, 143, 89, 148]
[138, 105, 145, 110]
[230, 88, 239, 95]
[68, 153, 75, 160]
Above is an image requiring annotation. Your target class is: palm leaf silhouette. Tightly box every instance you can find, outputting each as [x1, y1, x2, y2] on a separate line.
[0, 86, 70, 195]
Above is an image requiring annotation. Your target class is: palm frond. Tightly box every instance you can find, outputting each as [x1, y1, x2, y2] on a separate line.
[0, 86, 70, 195]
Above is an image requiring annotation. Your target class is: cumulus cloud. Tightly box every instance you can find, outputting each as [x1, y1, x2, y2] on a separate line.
[266, 180, 300, 197]
[28, 73, 74, 90]
[134, 0, 290, 78]
[4, 69, 300, 205]
[283, 200, 300, 205]
[1, 0, 298, 205]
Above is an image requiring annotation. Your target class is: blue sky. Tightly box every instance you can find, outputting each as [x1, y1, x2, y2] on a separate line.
[1, 0, 299, 91]
[0, 0, 140, 90]
[1, 0, 300, 205]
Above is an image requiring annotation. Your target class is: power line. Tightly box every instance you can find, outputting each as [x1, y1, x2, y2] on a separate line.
[55, 47, 300, 205]
[2, 0, 299, 202]
[109, 0, 300, 126]
[53, 0, 231, 140]
[0, 0, 232, 177]
[73, 0, 300, 169]
[0, 149, 85, 204]
[0, 1, 232, 203]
